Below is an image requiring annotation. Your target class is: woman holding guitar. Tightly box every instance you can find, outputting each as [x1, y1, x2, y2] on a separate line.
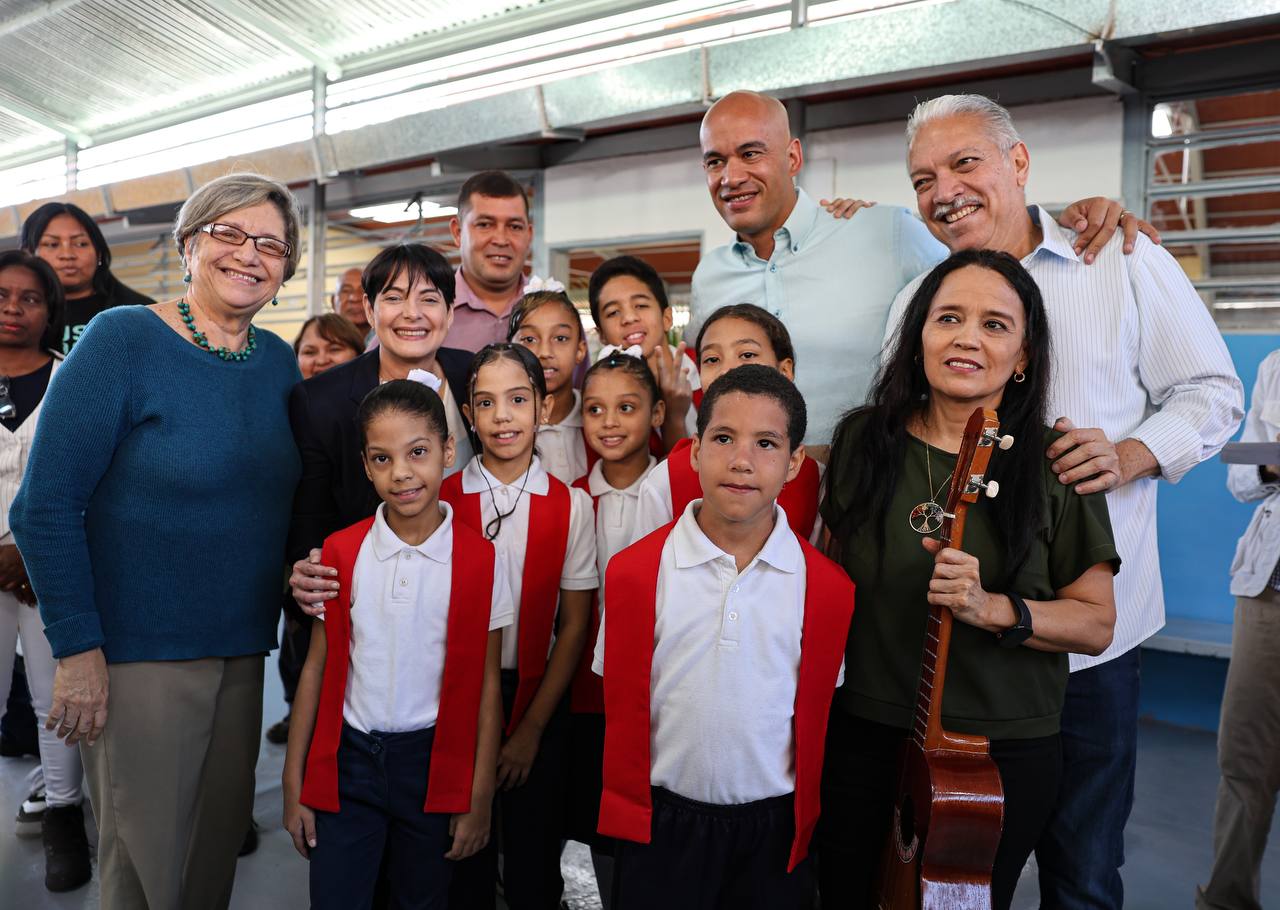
[817, 249, 1118, 910]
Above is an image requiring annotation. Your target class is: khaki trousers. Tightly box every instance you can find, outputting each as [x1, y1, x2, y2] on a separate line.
[80, 655, 264, 910]
[1197, 590, 1280, 910]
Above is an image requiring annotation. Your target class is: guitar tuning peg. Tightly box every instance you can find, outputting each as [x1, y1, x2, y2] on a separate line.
[984, 480, 1000, 498]
[983, 428, 1015, 450]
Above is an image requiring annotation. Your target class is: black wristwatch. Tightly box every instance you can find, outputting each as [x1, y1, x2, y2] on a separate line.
[995, 593, 1033, 648]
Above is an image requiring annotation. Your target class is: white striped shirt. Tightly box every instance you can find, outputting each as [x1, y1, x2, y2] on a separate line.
[884, 206, 1243, 670]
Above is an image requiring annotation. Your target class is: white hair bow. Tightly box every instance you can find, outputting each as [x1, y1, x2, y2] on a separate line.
[406, 369, 443, 393]
[597, 344, 644, 361]
[524, 275, 566, 294]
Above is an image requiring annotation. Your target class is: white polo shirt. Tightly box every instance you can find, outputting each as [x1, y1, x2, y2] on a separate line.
[460, 455, 598, 669]
[594, 501, 843, 805]
[339, 502, 514, 734]
[584, 455, 657, 612]
[631, 456, 677, 545]
[535, 390, 588, 484]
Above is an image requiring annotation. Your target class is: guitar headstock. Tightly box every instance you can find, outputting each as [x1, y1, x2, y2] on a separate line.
[940, 408, 1011, 547]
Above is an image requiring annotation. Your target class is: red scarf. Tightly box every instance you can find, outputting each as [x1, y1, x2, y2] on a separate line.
[665, 437, 821, 539]
[569, 474, 604, 714]
[598, 520, 854, 871]
[301, 513, 495, 814]
[441, 468, 571, 734]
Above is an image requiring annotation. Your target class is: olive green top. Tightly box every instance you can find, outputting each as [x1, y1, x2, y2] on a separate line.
[822, 415, 1119, 740]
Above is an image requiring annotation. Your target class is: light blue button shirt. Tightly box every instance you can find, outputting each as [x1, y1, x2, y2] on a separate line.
[689, 188, 946, 445]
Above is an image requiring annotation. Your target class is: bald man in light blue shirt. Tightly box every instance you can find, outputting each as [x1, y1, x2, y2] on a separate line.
[688, 91, 1151, 453]
[691, 186, 943, 448]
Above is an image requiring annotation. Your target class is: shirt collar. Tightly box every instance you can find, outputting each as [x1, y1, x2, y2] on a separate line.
[369, 501, 454, 563]
[453, 268, 528, 314]
[541, 390, 583, 431]
[671, 500, 800, 573]
[1026, 204, 1084, 266]
[731, 187, 818, 263]
[586, 455, 656, 498]
[460, 454, 550, 496]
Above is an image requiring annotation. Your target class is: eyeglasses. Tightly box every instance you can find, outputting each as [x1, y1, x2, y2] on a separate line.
[0, 377, 15, 421]
[199, 223, 292, 259]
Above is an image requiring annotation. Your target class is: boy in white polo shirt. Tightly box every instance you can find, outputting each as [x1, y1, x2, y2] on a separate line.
[594, 365, 855, 909]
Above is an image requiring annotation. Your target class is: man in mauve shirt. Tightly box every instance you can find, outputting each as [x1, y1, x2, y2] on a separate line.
[443, 170, 531, 352]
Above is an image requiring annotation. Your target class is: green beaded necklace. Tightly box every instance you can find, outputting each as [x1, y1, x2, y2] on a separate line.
[178, 298, 257, 362]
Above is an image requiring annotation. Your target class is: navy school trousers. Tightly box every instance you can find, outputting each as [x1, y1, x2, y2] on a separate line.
[309, 723, 453, 910]
[611, 786, 815, 910]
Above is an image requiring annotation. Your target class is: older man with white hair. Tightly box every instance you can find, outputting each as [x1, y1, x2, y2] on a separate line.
[879, 94, 1243, 909]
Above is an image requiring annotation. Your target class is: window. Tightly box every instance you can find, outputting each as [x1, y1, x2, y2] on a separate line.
[1144, 87, 1280, 330]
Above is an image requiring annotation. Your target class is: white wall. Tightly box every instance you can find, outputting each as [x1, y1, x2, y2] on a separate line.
[542, 146, 729, 251]
[543, 95, 1126, 254]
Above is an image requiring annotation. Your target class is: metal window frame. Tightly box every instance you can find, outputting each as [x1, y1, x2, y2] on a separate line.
[1127, 38, 1280, 328]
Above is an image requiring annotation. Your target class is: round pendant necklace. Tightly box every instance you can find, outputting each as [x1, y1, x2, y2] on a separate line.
[908, 440, 953, 534]
[178, 298, 257, 362]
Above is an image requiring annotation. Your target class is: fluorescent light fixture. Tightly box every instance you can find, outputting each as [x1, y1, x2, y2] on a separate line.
[808, 0, 953, 23]
[75, 92, 315, 188]
[349, 201, 458, 223]
[328, 1, 779, 110]
[0, 156, 66, 207]
[1151, 104, 1175, 138]
[326, 8, 789, 135]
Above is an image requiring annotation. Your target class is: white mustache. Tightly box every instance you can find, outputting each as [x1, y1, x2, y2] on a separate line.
[932, 196, 983, 220]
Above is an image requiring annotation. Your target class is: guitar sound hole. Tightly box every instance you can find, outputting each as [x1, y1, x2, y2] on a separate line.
[897, 794, 916, 849]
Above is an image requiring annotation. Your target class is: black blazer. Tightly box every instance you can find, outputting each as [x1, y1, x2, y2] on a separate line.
[286, 347, 474, 562]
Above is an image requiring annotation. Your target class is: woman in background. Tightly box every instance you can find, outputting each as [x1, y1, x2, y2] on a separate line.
[293, 313, 366, 382]
[0, 250, 90, 893]
[20, 201, 154, 354]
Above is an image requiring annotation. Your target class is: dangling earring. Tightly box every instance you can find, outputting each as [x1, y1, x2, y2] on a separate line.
[1013, 370, 1026, 383]
[271, 297, 279, 306]
[183, 272, 191, 283]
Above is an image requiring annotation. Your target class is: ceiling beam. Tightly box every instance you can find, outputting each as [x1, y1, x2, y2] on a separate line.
[208, 1, 343, 79]
[0, 92, 91, 146]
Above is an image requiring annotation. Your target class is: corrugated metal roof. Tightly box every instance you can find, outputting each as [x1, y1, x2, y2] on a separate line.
[0, 0, 565, 161]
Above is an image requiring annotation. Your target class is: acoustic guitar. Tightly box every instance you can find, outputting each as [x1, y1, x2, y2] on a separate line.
[876, 407, 1013, 910]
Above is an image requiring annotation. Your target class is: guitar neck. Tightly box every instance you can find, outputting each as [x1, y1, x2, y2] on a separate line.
[910, 416, 988, 753]
[913, 600, 953, 750]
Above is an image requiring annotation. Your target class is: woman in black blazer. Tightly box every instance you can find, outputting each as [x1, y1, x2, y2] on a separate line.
[287, 243, 476, 564]
[274, 244, 476, 748]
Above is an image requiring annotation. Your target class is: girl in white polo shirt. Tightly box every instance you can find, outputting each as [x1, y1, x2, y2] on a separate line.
[567, 350, 666, 904]
[595, 366, 854, 910]
[282, 378, 512, 910]
[507, 281, 590, 484]
[633, 303, 822, 545]
[442, 343, 598, 909]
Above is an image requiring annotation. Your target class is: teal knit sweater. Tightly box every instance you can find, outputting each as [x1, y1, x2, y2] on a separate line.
[10, 306, 301, 661]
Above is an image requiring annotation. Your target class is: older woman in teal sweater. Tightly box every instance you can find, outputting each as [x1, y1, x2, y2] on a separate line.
[10, 173, 302, 910]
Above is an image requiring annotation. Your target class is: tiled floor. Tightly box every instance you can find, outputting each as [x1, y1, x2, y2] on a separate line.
[1, 654, 1276, 910]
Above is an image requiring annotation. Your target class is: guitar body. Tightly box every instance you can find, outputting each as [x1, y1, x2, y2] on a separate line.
[878, 737, 1004, 910]
[876, 408, 1010, 910]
